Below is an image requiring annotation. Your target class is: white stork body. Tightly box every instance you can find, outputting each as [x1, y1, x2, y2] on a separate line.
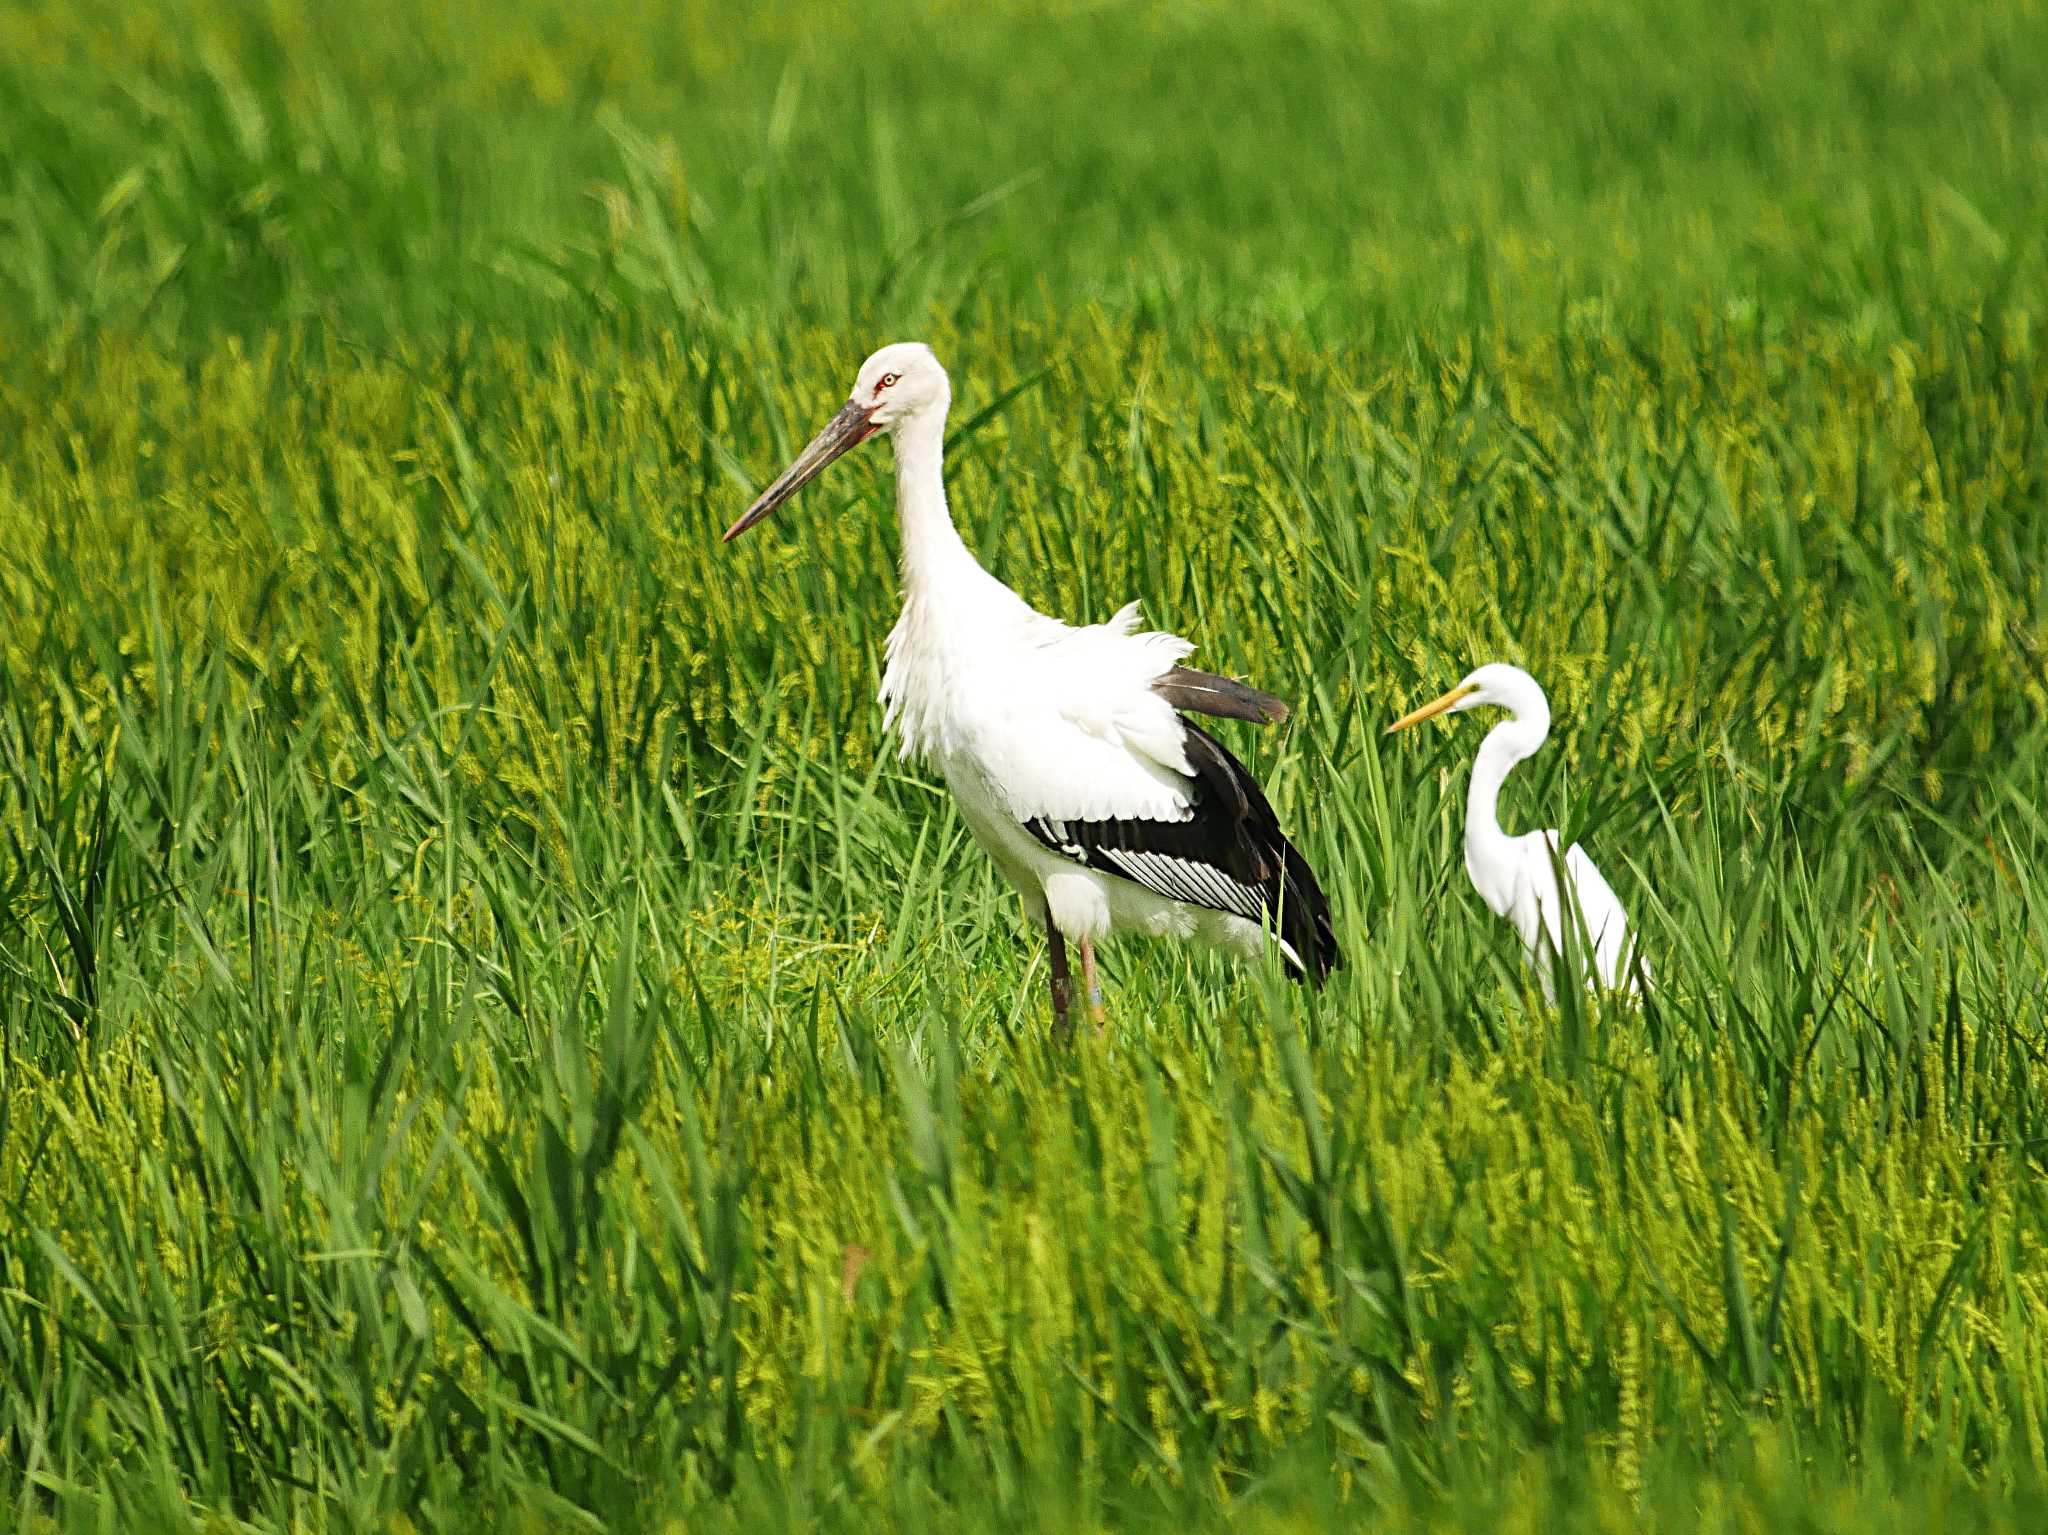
[725, 344, 1337, 1026]
[890, 598, 1278, 965]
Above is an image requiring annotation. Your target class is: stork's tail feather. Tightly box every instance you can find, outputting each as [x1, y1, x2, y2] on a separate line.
[1179, 721, 1339, 985]
[1274, 838, 1341, 986]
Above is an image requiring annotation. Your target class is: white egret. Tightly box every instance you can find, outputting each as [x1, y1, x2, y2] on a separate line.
[724, 343, 1339, 1034]
[1387, 663, 1643, 1000]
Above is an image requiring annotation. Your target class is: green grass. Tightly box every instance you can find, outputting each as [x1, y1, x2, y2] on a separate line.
[3, 1, 2048, 1530]
[3, 0, 2044, 340]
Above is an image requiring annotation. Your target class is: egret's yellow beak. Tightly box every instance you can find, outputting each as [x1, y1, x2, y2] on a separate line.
[1385, 680, 1481, 734]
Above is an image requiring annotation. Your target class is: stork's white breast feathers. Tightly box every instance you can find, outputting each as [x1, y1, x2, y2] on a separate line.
[884, 597, 1205, 826]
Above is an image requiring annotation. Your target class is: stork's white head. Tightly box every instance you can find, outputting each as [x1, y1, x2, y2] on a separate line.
[852, 342, 950, 429]
[723, 342, 951, 541]
[1385, 663, 1550, 734]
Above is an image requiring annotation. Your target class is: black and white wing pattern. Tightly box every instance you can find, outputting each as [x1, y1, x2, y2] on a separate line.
[1023, 720, 1341, 984]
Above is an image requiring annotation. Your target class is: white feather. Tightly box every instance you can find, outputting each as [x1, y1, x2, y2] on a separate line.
[884, 591, 1201, 825]
[1478, 832, 1640, 1003]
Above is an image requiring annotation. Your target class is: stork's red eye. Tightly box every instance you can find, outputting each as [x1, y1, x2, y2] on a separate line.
[877, 372, 901, 391]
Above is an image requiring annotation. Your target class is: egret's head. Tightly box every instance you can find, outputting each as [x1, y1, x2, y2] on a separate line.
[722, 342, 950, 541]
[1386, 663, 1547, 734]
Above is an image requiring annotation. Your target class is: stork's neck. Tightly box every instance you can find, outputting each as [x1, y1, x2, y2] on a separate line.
[1465, 705, 1550, 871]
[890, 408, 979, 597]
[877, 401, 1018, 762]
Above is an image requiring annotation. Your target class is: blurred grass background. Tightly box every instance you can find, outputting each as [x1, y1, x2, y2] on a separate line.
[3, 0, 2048, 1531]
[2, 0, 2043, 339]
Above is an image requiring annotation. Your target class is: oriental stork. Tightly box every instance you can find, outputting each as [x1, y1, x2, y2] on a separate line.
[724, 343, 1339, 1034]
[1386, 663, 1646, 1000]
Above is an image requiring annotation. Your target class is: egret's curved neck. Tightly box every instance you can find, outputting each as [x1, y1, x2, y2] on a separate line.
[1466, 705, 1550, 860]
[890, 407, 974, 595]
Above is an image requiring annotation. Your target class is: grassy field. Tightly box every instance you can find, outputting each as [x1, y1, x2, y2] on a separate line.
[3, 0, 2048, 1530]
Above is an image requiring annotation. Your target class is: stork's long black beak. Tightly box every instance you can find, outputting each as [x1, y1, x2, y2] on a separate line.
[722, 398, 880, 542]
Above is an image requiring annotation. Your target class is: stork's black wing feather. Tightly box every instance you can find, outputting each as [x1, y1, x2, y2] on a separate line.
[1151, 666, 1290, 725]
[1023, 720, 1340, 984]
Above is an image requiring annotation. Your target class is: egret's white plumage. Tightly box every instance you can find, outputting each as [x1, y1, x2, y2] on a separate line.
[725, 343, 1337, 1028]
[1388, 663, 1643, 1001]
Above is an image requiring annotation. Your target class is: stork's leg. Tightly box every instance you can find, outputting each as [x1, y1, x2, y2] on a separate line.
[1046, 920, 1074, 1042]
[1079, 937, 1106, 1027]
